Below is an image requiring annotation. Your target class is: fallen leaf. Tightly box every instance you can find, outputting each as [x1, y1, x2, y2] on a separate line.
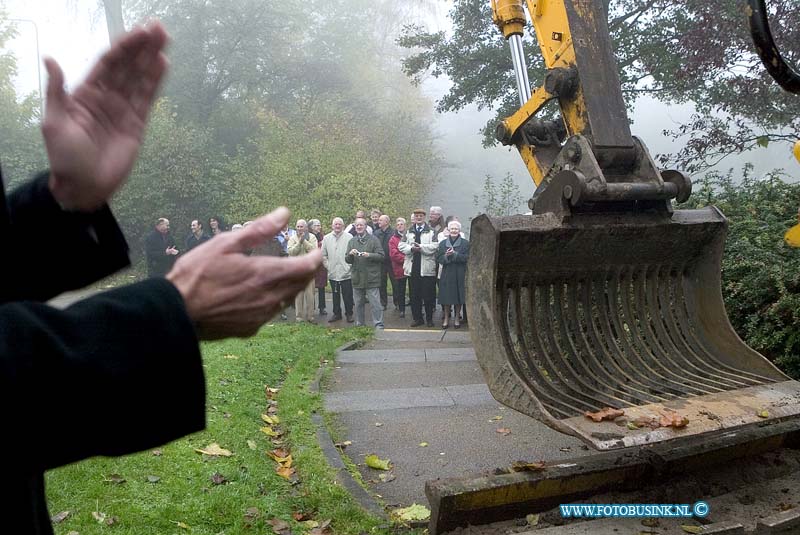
[260, 426, 282, 438]
[92, 511, 106, 523]
[173, 520, 190, 530]
[103, 473, 126, 485]
[633, 415, 661, 429]
[641, 518, 660, 527]
[309, 519, 333, 535]
[659, 412, 690, 428]
[67, 532, 79, 535]
[301, 520, 320, 529]
[375, 422, 384, 427]
[223, 412, 231, 419]
[276, 466, 296, 480]
[152, 449, 163, 456]
[585, 407, 625, 422]
[379, 472, 396, 483]
[392, 503, 431, 522]
[93, 511, 119, 526]
[510, 460, 546, 472]
[262, 414, 280, 425]
[627, 421, 640, 430]
[146, 475, 161, 483]
[365, 454, 391, 470]
[496, 427, 512, 436]
[758, 409, 770, 418]
[51, 511, 70, 523]
[419, 442, 429, 447]
[334, 440, 352, 449]
[245, 507, 260, 519]
[195, 443, 232, 457]
[247, 440, 257, 450]
[223, 354, 239, 359]
[681, 526, 703, 534]
[292, 511, 310, 521]
[267, 518, 291, 534]
[778, 502, 794, 511]
[526, 513, 539, 526]
[489, 415, 503, 421]
[211, 472, 228, 485]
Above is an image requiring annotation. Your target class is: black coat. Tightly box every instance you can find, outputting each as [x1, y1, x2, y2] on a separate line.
[0, 172, 205, 534]
[185, 231, 210, 252]
[145, 228, 176, 277]
[436, 236, 469, 305]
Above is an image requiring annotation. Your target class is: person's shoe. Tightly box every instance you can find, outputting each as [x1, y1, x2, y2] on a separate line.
[355, 322, 365, 327]
[454, 322, 461, 329]
[346, 315, 354, 323]
[375, 324, 385, 330]
[328, 315, 342, 323]
[320, 310, 328, 316]
[399, 311, 405, 319]
[410, 320, 424, 327]
[280, 313, 288, 320]
[308, 319, 318, 325]
[441, 322, 449, 330]
[426, 320, 434, 328]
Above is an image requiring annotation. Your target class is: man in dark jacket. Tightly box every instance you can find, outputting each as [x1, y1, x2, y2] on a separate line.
[372, 214, 393, 310]
[185, 218, 210, 252]
[4, 22, 321, 535]
[145, 217, 178, 276]
[345, 217, 385, 328]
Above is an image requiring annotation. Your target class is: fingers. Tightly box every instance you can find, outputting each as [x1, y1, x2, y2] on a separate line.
[43, 57, 67, 125]
[258, 249, 322, 287]
[224, 207, 291, 253]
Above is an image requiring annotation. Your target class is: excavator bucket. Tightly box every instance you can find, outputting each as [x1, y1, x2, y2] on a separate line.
[468, 206, 800, 450]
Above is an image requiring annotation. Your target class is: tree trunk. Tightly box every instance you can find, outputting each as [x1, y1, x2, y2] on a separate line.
[102, 0, 125, 42]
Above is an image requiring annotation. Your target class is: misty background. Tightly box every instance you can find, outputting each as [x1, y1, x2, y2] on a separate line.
[3, 0, 797, 225]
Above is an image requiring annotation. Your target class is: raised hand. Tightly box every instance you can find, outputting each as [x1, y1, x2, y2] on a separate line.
[43, 22, 169, 211]
[166, 207, 322, 340]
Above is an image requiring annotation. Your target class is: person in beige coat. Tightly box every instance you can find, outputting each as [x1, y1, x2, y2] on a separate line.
[288, 219, 318, 322]
[398, 208, 439, 327]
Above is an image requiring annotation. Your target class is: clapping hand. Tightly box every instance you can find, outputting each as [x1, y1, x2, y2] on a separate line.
[44, 22, 169, 212]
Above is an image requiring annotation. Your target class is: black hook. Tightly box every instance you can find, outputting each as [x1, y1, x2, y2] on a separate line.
[747, 0, 800, 93]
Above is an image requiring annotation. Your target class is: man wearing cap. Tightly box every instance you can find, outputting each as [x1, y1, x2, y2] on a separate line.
[398, 208, 438, 327]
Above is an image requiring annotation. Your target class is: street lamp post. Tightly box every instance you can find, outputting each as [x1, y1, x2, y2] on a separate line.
[7, 17, 43, 118]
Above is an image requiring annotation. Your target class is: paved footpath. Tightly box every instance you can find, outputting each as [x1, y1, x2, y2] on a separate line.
[323, 308, 587, 511]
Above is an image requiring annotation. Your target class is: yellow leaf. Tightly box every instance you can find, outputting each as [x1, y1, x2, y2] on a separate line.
[489, 415, 503, 421]
[223, 354, 239, 359]
[419, 442, 429, 447]
[758, 410, 770, 418]
[365, 454, 391, 470]
[392, 503, 430, 522]
[681, 526, 703, 534]
[510, 460, 546, 472]
[247, 440, 257, 450]
[262, 414, 280, 425]
[301, 520, 320, 528]
[173, 521, 191, 529]
[194, 443, 232, 457]
[260, 426, 282, 437]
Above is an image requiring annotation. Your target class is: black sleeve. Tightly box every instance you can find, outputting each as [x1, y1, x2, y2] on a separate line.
[0, 278, 205, 472]
[2, 173, 130, 302]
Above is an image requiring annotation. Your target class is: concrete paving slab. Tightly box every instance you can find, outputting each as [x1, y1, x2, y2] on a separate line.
[444, 384, 494, 406]
[325, 386, 456, 412]
[375, 329, 472, 344]
[327, 361, 486, 392]
[331, 405, 587, 508]
[425, 348, 476, 362]
[336, 349, 426, 364]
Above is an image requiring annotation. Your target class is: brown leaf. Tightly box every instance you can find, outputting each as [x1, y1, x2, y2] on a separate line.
[510, 460, 546, 472]
[211, 472, 228, 485]
[195, 442, 233, 457]
[268, 517, 291, 534]
[641, 518, 660, 527]
[276, 465, 296, 480]
[245, 507, 261, 519]
[584, 407, 625, 422]
[633, 415, 661, 429]
[309, 519, 333, 535]
[659, 411, 690, 428]
[496, 427, 512, 436]
[292, 511, 310, 521]
[51, 511, 71, 523]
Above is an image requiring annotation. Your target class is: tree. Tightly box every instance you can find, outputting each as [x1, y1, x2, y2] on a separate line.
[399, 0, 800, 173]
[681, 165, 800, 378]
[473, 173, 524, 216]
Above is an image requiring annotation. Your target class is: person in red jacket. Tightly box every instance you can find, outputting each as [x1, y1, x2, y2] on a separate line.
[388, 217, 408, 318]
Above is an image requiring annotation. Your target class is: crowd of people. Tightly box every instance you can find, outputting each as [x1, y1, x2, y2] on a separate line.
[144, 206, 470, 330]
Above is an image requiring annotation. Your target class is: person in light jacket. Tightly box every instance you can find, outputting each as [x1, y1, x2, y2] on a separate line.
[398, 208, 438, 327]
[288, 219, 318, 322]
[321, 217, 354, 323]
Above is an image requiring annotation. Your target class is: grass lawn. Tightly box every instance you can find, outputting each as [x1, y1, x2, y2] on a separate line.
[45, 323, 391, 535]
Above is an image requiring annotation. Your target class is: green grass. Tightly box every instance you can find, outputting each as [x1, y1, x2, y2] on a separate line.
[45, 323, 387, 535]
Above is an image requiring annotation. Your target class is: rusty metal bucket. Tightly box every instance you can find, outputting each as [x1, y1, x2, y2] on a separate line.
[467, 206, 800, 450]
